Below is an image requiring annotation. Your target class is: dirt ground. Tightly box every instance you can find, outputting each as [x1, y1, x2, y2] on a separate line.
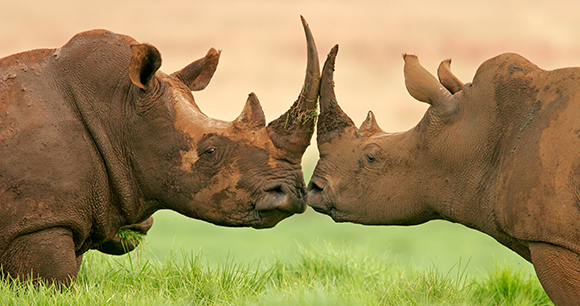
[2, 0, 580, 165]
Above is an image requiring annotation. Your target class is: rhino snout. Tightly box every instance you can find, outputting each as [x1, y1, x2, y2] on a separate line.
[307, 180, 330, 214]
[255, 184, 306, 214]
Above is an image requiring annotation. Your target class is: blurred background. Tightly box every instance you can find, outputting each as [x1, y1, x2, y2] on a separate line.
[3, 0, 580, 274]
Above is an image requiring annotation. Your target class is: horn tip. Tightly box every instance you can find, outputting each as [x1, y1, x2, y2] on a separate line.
[247, 92, 260, 100]
[207, 48, 222, 57]
[363, 110, 375, 126]
[300, 15, 312, 35]
[327, 45, 339, 59]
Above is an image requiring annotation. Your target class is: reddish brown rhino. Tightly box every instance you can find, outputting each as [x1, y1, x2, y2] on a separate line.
[0, 17, 320, 285]
[308, 45, 580, 305]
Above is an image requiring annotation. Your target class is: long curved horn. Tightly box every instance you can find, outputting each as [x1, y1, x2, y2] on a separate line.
[317, 45, 357, 144]
[267, 16, 321, 160]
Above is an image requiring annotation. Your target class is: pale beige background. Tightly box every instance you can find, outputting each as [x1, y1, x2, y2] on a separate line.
[3, 0, 580, 168]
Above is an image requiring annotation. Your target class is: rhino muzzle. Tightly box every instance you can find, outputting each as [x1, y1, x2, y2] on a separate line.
[256, 183, 307, 214]
[306, 179, 331, 214]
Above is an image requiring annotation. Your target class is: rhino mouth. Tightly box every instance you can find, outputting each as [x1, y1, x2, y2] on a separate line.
[250, 183, 307, 229]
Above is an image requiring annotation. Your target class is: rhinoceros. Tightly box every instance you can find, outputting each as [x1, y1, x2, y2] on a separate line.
[0, 17, 320, 285]
[308, 45, 580, 305]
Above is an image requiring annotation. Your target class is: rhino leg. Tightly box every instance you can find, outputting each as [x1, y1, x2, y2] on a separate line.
[529, 242, 580, 305]
[0, 227, 78, 285]
[95, 216, 153, 256]
[76, 254, 83, 271]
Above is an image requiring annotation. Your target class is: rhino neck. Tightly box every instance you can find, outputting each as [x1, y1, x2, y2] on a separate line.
[53, 32, 156, 226]
[408, 104, 500, 230]
[64, 83, 154, 225]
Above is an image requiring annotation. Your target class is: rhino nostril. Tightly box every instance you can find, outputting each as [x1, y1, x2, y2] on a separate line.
[308, 181, 323, 195]
[255, 184, 306, 213]
[265, 185, 285, 198]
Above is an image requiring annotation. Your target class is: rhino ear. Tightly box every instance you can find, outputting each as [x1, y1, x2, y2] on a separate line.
[129, 44, 162, 90]
[403, 54, 456, 116]
[437, 59, 464, 94]
[233, 93, 266, 130]
[359, 111, 384, 136]
[172, 48, 220, 91]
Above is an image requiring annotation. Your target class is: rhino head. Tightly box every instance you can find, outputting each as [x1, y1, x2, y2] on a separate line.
[126, 17, 320, 229]
[308, 45, 471, 225]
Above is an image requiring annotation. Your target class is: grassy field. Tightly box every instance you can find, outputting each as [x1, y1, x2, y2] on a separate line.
[2, 246, 552, 305]
[0, 244, 551, 306]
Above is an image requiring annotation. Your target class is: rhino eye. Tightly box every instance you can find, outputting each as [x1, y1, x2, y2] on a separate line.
[364, 154, 375, 163]
[205, 148, 216, 156]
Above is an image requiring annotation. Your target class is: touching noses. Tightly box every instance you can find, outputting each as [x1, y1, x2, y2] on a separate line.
[255, 184, 307, 214]
[306, 179, 331, 214]
[307, 180, 324, 198]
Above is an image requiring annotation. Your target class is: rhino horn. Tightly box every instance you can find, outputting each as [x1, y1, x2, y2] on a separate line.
[172, 48, 221, 91]
[317, 45, 357, 144]
[437, 59, 464, 94]
[359, 110, 384, 135]
[267, 16, 321, 159]
[403, 54, 456, 116]
[233, 93, 266, 130]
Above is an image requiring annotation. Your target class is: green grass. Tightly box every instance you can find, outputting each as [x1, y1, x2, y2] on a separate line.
[0, 245, 551, 305]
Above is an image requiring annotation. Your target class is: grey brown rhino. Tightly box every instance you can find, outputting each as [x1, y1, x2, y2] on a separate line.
[0, 16, 320, 285]
[308, 45, 580, 305]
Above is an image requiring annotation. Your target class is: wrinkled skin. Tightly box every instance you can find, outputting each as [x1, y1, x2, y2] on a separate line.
[309, 45, 580, 305]
[0, 17, 320, 285]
